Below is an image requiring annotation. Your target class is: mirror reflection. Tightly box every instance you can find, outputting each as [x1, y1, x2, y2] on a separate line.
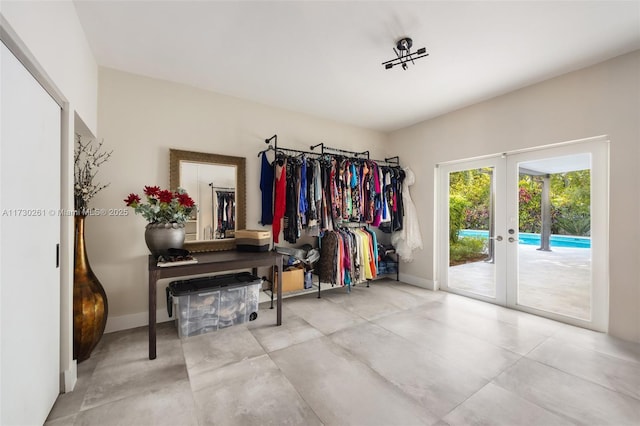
[169, 149, 246, 252]
[179, 162, 236, 241]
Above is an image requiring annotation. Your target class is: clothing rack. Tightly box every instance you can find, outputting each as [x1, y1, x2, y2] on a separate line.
[260, 135, 402, 166]
[310, 142, 369, 159]
[379, 156, 400, 166]
[259, 134, 323, 159]
[258, 133, 403, 299]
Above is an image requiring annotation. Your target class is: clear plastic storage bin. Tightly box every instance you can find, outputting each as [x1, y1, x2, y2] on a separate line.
[167, 272, 261, 338]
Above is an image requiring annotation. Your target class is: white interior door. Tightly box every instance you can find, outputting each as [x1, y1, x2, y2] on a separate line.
[1, 41, 61, 425]
[439, 138, 609, 331]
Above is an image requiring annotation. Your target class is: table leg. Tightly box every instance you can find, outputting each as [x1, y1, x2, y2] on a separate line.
[276, 256, 282, 326]
[149, 270, 158, 360]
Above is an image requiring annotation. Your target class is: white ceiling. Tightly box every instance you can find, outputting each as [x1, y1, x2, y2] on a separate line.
[73, 1, 640, 132]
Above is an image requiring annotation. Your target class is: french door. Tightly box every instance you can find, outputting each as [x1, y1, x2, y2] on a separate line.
[439, 138, 609, 331]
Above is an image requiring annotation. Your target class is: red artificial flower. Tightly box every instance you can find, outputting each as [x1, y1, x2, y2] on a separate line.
[124, 193, 141, 206]
[158, 189, 174, 203]
[177, 192, 195, 208]
[144, 185, 160, 196]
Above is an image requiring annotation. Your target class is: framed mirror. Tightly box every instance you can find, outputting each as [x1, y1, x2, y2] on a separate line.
[169, 149, 246, 252]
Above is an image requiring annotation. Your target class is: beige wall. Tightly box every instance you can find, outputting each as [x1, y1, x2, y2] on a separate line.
[1, 0, 98, 134]
[94, 52, 639, 342]
[93, 68, 387, 331]
[390, 50, 640, 342]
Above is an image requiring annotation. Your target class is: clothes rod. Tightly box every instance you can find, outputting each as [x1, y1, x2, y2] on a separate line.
[262, 134, 400, 164]
[309, 142, 370, 159]
[258, 143, 323, 159]
[260, 134, 324, 158]
[276, 146, 321, 156]
[209, 184, 235, 191]
[370, 156, 400, 166]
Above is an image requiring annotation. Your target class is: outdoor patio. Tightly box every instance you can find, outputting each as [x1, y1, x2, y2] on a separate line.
[448, 244, 591, 320]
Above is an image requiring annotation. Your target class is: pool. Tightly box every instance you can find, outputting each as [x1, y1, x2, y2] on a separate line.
[458, 229, 591, 249]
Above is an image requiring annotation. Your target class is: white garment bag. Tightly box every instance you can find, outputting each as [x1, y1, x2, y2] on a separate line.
[391, 167, 423, 261]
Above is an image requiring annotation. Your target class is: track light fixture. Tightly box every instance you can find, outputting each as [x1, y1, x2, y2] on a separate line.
[382, 37, 428, 70]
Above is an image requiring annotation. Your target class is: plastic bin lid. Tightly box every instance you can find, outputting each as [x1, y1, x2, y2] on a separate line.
[169, 272, 260, 296]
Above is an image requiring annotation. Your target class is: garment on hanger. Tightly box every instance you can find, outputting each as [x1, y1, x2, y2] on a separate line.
[284, 158, 300, 243]
[272, 157, 287, 243]
[299, 156, 308, 226]
[318, 231, 339, 284]
[392, 167, 422, 261]
[260, 151, 274, 225]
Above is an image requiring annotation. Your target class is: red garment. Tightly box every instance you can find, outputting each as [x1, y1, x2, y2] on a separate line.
[272, 159, 287, 243]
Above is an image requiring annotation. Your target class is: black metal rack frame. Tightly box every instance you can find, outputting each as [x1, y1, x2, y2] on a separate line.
[258, 134, 402, 299]
[259, 134, 400, 166]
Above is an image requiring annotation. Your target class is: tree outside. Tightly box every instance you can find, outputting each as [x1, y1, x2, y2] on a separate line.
[449, 168, 590, 266]
[517, 170, 590, 235]
[449, 169, 491, 265]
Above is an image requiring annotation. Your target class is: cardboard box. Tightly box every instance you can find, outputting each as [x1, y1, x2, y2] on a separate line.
[235, 229, 272, 252]
[274, 267, 304, 293]
[235, 229, 271, 239]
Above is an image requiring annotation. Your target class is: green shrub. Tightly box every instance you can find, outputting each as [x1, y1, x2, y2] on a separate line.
[449, 194, 469, 243]
[450, 237, 487, 265]
[556, 213, 591, 236]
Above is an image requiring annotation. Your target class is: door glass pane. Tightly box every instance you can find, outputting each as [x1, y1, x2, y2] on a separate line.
[448, 167, 495, 298]
[516, 155, 592, 320]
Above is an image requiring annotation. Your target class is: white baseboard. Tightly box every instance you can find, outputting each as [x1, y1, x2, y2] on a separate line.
[105, 309, 172, 334]
[398, 273, 437, 291]
[63, 360, 77, 393]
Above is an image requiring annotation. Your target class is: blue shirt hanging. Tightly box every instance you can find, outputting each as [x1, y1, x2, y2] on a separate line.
[260, 151, 274, 225]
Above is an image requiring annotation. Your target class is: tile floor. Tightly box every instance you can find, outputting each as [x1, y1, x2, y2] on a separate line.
[46, 279, 640, 426]
[449, 245, 591, 319]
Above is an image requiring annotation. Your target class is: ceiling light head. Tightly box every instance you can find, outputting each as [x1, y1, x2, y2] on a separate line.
[381, 36, 429, 71]
[397, 37, 413, 52]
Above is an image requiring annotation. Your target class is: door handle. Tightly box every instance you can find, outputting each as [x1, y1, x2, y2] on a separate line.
[494, 236, 503, 241]
[508, 237, 518, 243]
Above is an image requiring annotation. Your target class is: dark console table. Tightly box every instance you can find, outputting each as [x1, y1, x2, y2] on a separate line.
[148, 250, 283, 359]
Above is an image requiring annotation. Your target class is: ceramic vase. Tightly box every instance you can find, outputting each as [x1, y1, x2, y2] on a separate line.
[73, 214, 108, 363]
[144, 222, 185, 256]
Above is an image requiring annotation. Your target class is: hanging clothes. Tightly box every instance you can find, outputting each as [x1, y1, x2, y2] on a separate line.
[349, 162, 360, 222]
[390, 167, 404, 232]
[299, 156, 308, 226]
[318, 231, 339, 284]
[371, 162, 382, 227]
[321, 159, 333, 231]
[260, 151, 274, 225]
[260, 146, 407, 274]
[392, 167, 423, 261]
[215, 191, 235, 237]
[319, 227, 379, 284]
[272, 157, 287, 244]
[284, 159, 300, 243]
[379, 167, 392, 231]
